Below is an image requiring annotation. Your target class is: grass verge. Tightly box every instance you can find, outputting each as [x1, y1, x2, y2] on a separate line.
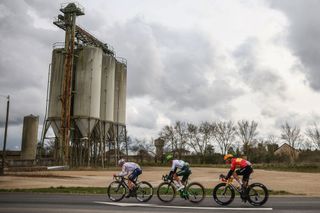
[0, 186, 302, 196]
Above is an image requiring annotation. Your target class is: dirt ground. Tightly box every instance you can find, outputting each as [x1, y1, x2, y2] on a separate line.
[0, 167, 319, 196]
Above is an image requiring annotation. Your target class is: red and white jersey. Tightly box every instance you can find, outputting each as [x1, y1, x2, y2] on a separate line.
[118, 162, 141, 176]
[230, 158, 252, 170]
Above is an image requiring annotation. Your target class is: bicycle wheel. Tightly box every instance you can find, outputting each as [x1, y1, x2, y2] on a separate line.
[247, 183, 269, 206]
[157, 182, 176, 202]
[135, 181, 154, 202]
[186, 182, 205, 203]
[107, 181, 126, 202]
[212, 183, 235, 206]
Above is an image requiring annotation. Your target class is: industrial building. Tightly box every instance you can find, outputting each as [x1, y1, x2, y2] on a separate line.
[41, 3, 127, 167]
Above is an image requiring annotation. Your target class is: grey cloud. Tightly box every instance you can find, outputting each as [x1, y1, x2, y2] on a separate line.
[270, 0, 320, 91]
[234, 38, 287, 98]
[127, 104, 158, 129]
[0, 0, 62, 148]
[103, 17, 242, 113]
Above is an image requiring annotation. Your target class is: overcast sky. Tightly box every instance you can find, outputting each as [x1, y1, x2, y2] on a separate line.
[1, 0, 320, 150]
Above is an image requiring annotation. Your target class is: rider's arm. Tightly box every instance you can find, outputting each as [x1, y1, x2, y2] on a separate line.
[226, 159, 236, 179]
[168, 167, 177, 180]
[225, 169, 234, 179]
[118, 165, 128, 177]
[168, 160, 178, 180]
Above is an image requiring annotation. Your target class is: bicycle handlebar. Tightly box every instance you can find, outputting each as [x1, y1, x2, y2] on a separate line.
[113, 176, 128, 181]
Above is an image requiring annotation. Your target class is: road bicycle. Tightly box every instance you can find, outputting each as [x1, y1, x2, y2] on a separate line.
[157, 174, 205, 203]
[212, 174, 269, 206]
[107, 176, 153, 202]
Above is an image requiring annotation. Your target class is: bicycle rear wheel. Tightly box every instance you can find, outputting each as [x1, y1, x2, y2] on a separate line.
[107, 181, 126, 202]
[247, 183, 269, 206]
[212, 183, 235, 206]
[186, 182, 205, 203]
[157, 182, 176, 202]
[135, 181, 154, 202]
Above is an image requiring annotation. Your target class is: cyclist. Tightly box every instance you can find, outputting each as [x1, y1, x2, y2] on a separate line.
[223, 154, 253, 190]
[114, 158, 142, 197]
[165, 154, 191, 191]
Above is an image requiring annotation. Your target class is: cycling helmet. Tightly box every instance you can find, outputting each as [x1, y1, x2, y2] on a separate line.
[224, 154, 233, 161]
[118, 158, 125, 166]
[165, 154, 173, 162]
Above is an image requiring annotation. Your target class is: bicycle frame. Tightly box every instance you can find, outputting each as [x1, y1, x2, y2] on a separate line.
[113, 176, 131, 192]
[161, 174, 190, 198]
[222, 178, 243, 194]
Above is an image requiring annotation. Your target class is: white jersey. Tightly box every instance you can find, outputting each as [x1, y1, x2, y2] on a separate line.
[118, 162, 141, 176]
[171, 159, 186, 171]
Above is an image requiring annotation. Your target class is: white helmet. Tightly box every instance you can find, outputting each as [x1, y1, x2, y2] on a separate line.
[118, 158, 125, 166]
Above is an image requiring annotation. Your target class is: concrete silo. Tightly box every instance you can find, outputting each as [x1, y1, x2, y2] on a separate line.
[21, 115, 39, 160]
[114, 59, 127, 125]
[73, 46, 102, 137]
[111, 59, 127, 162]
[100, 54, 116, 123]
[41, 3, 128, 167]
[47, 48, 64, 137]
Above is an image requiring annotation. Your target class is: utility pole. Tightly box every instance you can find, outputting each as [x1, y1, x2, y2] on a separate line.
[0, 95, 10, 176]
[59, 3, 84, 165]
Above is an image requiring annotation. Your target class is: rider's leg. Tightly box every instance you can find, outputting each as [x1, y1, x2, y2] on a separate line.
[182, 167, 191, 185]
[177, 166, 191, 185]
[128, 168, 141, 190]
[173, 173, 182, 185]
[233, 170, 242, 185]
[242, 166, 253, 189]
[128, 179, 133, 190]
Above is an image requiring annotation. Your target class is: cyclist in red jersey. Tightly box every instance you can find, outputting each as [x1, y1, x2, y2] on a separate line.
[223, 154, 253, 189]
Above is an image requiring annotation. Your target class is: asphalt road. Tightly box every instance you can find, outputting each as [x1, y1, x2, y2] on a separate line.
[0, 193, 319, 213]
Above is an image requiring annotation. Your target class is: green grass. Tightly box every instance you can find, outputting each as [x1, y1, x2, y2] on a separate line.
[0, 186, 301, 196]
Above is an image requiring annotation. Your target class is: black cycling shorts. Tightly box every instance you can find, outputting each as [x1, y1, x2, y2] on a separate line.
[235, 166, 253, 181]
[128, 168, 142, 182]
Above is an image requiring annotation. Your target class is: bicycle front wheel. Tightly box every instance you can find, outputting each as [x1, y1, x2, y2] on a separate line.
[136, 181, 154, 202]
[186, 182, 205, 203]
[212, 183, 235, 206]
[107, 181, 126, 202]
[157, 182, 176, 202]
[247, 183, 269, 206]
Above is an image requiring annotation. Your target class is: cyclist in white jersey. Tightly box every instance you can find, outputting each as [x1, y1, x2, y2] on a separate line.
[165, 154, 191, 191]
[114, 159, 142, 197]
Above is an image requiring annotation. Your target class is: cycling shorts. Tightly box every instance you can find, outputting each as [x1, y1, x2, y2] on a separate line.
[128, 168, 142, 182]
[236, 165, 253, 181]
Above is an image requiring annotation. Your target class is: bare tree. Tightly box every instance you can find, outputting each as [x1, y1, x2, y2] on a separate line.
[130, 138, 155, 163]
[267, 135, 279, 144]
[174, 121, 188, 159]
[159, 125, 177, 155]
[280, 122, 303, 162]
[213, 121, 237, 154]
[305, 123, 320, 150]
[186, 122, 215, 163]
[159, 121, 188, 158]
[236, 120, 258, 156]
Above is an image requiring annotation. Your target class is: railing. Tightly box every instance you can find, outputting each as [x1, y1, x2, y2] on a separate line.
[116, 57, 127, 66]
[52, 42, 65, 49]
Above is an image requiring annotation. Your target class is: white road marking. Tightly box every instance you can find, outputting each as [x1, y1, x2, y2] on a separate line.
[94, 201, 273, 211]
